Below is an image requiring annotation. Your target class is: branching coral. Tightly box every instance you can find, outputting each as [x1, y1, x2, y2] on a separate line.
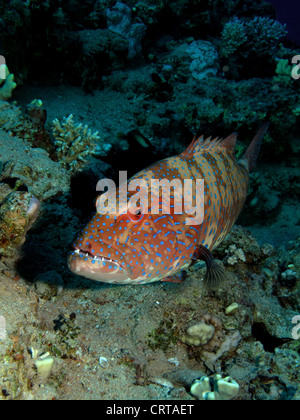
[220, 18, 248, 58]
[245, 16, 288, 56]
[52, 114, 100, 172]
[220, 16, 287, 58]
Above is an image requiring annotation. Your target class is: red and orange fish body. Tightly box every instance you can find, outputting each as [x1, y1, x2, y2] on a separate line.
[68, 124, 268, 285]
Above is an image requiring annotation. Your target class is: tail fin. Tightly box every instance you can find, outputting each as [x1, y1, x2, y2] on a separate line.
[241, 122, 270, 172]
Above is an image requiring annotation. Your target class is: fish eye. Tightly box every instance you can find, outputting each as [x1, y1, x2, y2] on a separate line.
[127, 207, 144, 222]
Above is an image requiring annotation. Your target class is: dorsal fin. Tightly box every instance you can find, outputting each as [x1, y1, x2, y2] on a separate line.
[220, 133, 238, 153]
[180, 132, 238, 158]
[180, 135, 222, 158]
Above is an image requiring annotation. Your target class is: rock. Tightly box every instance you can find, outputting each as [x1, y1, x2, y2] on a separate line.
[34, 270, 64, 300]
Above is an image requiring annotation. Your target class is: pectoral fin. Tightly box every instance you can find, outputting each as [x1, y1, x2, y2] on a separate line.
[193, 245, 226, 289]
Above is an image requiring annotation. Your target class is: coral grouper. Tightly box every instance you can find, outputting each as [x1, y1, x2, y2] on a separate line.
[68, 124, 269, 287]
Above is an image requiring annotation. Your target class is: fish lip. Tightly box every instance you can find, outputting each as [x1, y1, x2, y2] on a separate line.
[74, 247, 119, 264]
[68, 249, 131, 283]
[73, 246, 131, 276]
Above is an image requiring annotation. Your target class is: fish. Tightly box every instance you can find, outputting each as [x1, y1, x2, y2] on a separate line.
[68, 123, 269, 287]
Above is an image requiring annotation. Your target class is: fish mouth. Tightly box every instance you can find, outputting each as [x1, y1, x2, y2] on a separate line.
[68, 246, 132, 284]
[74, 247, 123, 267]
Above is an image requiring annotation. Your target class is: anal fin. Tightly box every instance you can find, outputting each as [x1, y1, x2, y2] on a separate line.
[193, 245, 226, 289]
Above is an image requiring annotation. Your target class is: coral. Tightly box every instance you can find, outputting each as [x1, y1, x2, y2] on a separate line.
[0, 65, 17, 101]
[52, 114, 100, 172]
[225, 244, 246, 265]
[274, 58, 293, 86]
[200, 314, 225, 353]
[107, 2, 146, 59]
[215, 226, 263, 265]
[201, 331, 242, 370]
[225, 302, 239, 315]
[0, 100, 56, 158]
[177, 307, 241, 372]
[180, 322, 214, 347]
[190, 374, 239, 400]
[177, 74, 297, 135]
[220, 18, 248, 58]
[245, 16, 288, 56]
[25, 99, 47, 126]
[107, 2, 132, 36]
[220, 16, 287, 58]
[186, 41, 219, 81]
[180, 314, 224, 352]
[35, 355, 54, 380]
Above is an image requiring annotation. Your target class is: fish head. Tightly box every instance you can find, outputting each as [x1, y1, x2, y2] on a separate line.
[68, 198, 184, 284]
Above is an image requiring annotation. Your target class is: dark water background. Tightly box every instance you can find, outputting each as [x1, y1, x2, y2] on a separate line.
[266, 0, 300, 45]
